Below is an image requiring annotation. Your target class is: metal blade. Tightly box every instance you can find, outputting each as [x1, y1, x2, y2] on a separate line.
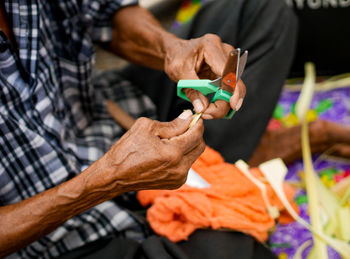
[223, 48, 240, 76]
[237, 50, 248, 81]
[210, 49, 248, 92]
[220, 49, 240, 94]
[210, 77, 221, 88]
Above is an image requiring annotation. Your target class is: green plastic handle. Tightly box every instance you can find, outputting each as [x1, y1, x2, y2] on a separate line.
[212, 89, 236, 119]
[177, 80, 235, 119]
[177, 80, 218, 101]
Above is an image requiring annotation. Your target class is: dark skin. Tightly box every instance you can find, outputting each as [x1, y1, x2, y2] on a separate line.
[0, 112, 205, 257]
[108, 6, 350, 168]
[109, 6, 246, 119]
[0, 4, 244, 257]
[249, 120, 350, 166]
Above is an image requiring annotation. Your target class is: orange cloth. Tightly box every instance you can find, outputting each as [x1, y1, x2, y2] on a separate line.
[137, 146, 298, 242]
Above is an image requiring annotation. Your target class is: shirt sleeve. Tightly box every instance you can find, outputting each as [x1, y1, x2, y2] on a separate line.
[82, 0, 139, 43]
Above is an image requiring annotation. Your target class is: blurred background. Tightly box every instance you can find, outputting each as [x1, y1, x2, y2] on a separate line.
[96, 0, 350, 77]
[94, 1, 350, 259]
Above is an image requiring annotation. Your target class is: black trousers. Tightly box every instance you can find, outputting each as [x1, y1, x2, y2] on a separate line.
[121, 0, 298, 163]
[58, 230, 277, 259]
[59, 0, 296, 258]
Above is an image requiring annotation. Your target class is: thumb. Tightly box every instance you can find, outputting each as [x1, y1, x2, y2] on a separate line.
[156, 110, 193, 139]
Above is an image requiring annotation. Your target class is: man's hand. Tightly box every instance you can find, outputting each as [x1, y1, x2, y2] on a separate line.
[164, 34, 246, 119]
[0, 110, 204, 257]
[249, 120, 350, 166]
[110, 6, 246, 120]
[97, 110, 205, 192]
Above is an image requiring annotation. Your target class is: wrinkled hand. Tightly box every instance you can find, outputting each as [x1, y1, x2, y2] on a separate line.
[164, 34, 246, 119]
[102, 110, 205, 192]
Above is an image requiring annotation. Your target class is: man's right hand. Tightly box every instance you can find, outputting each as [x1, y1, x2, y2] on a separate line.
[96, 110, 205, 194]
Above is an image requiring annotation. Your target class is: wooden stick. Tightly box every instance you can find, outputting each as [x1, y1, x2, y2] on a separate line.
[188, 113, 202, 129]
[105, 100, 135, 131]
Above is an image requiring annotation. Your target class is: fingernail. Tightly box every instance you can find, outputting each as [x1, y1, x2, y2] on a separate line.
[193, 99, 204, 112]
[235, 98, 243, 111]
[179, 109, 193, 119]
[202, 114, 214, 120]
[230, 89, 239, 109]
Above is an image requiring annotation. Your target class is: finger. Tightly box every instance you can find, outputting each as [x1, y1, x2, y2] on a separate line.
[197, 64, 217, 80]
[223, 43, 235, 54]
[177, 140, 206, 175]
[184, 88, 209, 113]
[163, 140, 206, 190]
[201, 34, 229, 76]
[332, 144, 350, 158]
[180, 69, 200, 80]
[166, 119, 204, 154]
[185, 140, 206, 160]
[326, 121, 350, 144]
[202, 100, 230, 119]
[156, 110, 193, 139]
[230, 80, 246, 111]
[309, 143, 331, 155]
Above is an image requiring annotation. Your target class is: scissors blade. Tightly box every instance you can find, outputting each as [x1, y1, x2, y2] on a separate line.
[237, 50, 248, 82]
[220, 49, 240, 94]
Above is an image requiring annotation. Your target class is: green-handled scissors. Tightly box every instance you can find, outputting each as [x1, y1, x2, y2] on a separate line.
[177, 48, 248, 119]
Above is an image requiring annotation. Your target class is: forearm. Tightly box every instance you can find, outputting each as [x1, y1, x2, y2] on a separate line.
[248, 120, 350, 166]
[0, 158, 121, 257]
[109, 5, 179, 70]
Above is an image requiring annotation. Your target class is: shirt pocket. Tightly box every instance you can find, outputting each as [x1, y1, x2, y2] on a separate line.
[51, 13, 94, 63]
[0, 46, 33, 106]
[55, 54, 95, 132]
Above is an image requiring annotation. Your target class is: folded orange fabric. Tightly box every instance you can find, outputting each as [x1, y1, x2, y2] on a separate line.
[137, 146, 298, 242]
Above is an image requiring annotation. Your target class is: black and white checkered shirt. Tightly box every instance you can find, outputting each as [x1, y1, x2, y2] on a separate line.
[0, 0, 156, 258]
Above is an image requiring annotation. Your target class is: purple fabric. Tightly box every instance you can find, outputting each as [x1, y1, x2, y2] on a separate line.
[269, 86, 350, 258]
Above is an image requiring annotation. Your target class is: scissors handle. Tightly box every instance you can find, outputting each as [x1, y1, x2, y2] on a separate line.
[212, 89, 236, 119]
[177, 80, 235, 119]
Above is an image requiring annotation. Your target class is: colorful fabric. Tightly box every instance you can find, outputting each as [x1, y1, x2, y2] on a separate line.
[173, 0, 205, 28]
[137, 146, 298, 243]
[269, 86, 350, 259]
[0, 1, 156, 258]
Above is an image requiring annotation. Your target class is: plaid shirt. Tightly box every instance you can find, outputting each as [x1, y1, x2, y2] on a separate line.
[0, 0, 156, 258]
